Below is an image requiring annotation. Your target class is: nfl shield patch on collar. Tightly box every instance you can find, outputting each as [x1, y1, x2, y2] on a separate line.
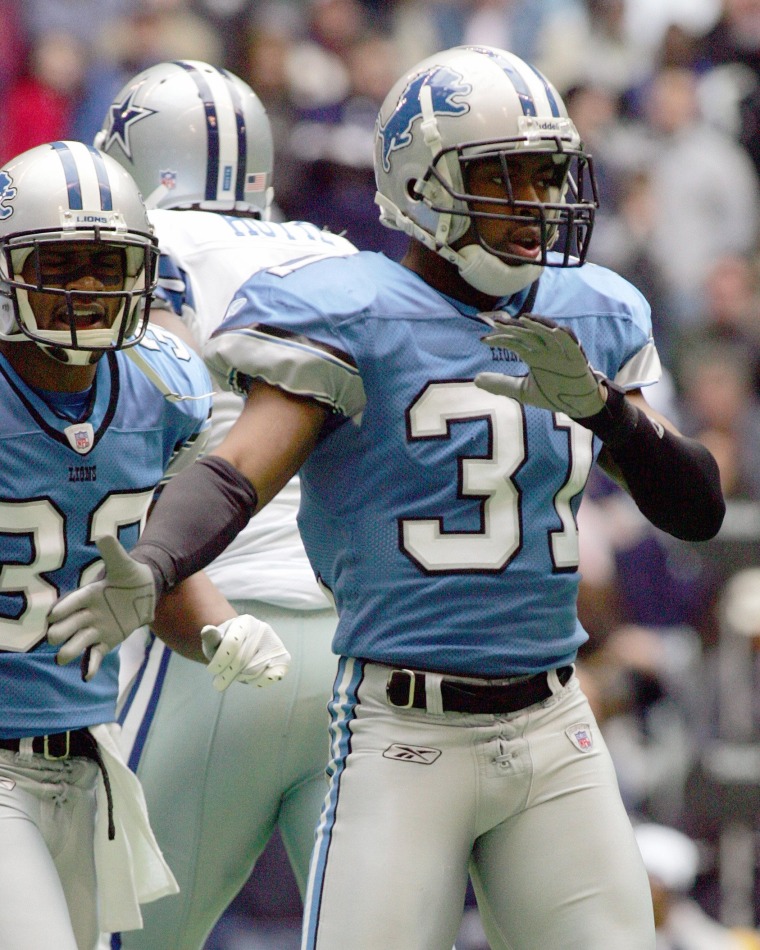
[64, 422, 95, 455]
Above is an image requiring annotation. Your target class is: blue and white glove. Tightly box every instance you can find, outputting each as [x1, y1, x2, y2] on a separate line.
[201, 615, 291, 691]
[47, 535, 156, 681]
[475, 313, 607, 419]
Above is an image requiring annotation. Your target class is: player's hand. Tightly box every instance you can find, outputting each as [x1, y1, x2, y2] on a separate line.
[201, 615, 291, 692]
[47, 535, 156, 682]
[475, 313, 607, 419]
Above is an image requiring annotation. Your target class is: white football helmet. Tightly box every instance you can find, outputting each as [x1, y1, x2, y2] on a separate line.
[94, 60, 274, 218]
[374, 46, 598, 296]
[0, 140, 158, 365]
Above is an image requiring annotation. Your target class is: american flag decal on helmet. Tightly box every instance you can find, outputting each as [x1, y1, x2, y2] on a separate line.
[244, 173, 266, 193]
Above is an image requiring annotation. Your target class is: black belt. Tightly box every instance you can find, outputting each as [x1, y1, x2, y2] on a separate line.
[0, 728, 96, 760]
[386, 665, 573, 714]
[0, 728, 116, 839]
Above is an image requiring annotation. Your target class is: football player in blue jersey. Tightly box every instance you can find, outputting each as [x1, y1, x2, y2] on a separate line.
[85, 60, 356, 950]
[49, 47, 726, 950]
[0, 140, 289, 950]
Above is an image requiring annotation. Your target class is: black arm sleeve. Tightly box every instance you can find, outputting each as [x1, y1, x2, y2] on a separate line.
[132, 456, 258, 598]
[577, 381, 725, 542]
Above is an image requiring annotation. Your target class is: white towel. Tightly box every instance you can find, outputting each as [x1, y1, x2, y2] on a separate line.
[90, 722, 179, 933]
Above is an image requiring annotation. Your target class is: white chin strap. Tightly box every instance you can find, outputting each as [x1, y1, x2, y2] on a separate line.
[0, 321, 119, 365]
[375, 194, 542, 298]
[37, 328, 120, 365]
[445, 243, 543, 298]
[11, 285, 135, 364]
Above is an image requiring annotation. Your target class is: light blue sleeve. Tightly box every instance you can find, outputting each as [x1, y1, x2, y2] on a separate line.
[204, 257, 373, 417]
[536, 261, 661, 389]
[126, 325, 214, 476]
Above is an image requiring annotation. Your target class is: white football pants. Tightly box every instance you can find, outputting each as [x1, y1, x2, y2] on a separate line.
[303, 660, 655, 950]
[0, 749, 99, 950]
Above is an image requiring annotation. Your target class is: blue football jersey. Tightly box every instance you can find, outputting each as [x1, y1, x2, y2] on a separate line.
[0, 327, 212, 736]
[206, 252, 661, 676]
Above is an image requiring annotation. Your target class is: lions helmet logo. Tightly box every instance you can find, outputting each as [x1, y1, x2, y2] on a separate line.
[0, 171, 17, 220]
[378, 66, 471, 173]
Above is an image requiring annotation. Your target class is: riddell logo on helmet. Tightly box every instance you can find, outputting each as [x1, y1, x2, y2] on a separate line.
[518, 116, 574, 138]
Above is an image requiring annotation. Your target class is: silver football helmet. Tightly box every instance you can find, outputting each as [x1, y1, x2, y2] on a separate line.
[0, 140, 158, 365]
[94, 60, 274, 218]
[374, 46, 598, 296]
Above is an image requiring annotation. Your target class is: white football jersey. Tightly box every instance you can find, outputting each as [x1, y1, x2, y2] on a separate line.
[149, 209, 358, 606]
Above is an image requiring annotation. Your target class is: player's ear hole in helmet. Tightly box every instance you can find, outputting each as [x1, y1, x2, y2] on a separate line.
[0, 141, 158, 366]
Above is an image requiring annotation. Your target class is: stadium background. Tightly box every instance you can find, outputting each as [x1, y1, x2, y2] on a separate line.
[7, 1, 760, 946]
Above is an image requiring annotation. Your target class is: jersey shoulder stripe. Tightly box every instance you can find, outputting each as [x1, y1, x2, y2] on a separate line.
[207, 320, 364, 417]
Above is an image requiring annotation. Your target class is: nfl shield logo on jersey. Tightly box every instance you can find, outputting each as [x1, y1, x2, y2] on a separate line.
[64, 422, 95, 455]
[566, 723, 594, 752]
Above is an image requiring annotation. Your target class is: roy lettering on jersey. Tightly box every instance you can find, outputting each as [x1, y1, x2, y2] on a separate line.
[490, 347, 522, 363]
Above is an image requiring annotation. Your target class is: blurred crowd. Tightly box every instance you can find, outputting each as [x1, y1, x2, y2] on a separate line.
[9, 0, 760, 944]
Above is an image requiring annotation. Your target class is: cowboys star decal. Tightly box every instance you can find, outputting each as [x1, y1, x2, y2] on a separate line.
[101, 86, 157, 160]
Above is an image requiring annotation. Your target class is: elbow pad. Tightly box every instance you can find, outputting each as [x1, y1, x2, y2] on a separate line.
[577, 382, 726, 542]
[133, 456, 258, 597]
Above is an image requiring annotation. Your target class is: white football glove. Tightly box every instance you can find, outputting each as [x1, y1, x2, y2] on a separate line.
[47, 535, 156, 682]
[201, 615, 291, 692]
[475, 313, 607, 419]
